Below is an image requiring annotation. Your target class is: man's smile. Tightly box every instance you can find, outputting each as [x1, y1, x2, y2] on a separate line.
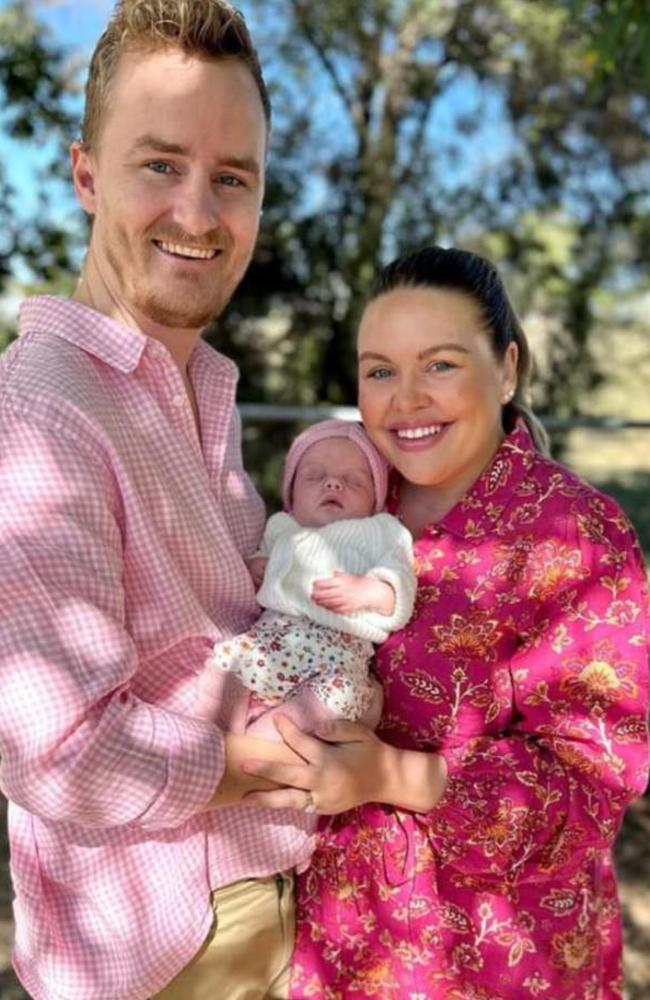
[152, 239, 221, 261]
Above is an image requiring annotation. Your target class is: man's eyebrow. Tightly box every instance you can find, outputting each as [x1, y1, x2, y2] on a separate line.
[130, 136, 189, 156]
[129, 135, 261, 175]
[358, 342, 471, 362]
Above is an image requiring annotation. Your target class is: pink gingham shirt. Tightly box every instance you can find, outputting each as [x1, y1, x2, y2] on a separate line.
[0, 296, 315, 1000]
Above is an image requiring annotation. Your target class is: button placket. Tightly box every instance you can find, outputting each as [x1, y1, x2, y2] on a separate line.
[143, 344, 202, 452]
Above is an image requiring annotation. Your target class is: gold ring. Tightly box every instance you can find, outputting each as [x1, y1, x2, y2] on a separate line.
[303, 791, 317, 814]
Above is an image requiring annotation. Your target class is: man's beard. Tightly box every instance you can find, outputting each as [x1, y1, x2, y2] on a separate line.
[135, 285, 227, 330]
[107, 224, 244, 330]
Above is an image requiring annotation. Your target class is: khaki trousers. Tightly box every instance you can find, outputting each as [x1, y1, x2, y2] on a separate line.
[152, 872, 295, 1000]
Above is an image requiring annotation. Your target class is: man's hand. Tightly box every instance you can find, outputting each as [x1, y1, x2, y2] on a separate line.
[205, 733, 303, 809]
[311, 572, 395, 615]
[246, 555, 268, 589]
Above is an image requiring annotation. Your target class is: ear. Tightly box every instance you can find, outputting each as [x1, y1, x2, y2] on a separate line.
[500, 340, 519, 403]
[70, 141, 97, 215]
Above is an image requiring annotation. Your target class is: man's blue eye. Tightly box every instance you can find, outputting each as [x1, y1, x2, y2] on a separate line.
[147, 161, 171, 174]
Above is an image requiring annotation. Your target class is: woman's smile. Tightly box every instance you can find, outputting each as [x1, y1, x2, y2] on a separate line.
[358, 286, 517, 503]
[389, 421, 448, 450]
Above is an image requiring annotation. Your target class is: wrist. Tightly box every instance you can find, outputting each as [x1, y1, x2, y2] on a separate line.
[207, 734, 300, 809]
[377, 743, 447, 813]
[375, 579, 396, 615]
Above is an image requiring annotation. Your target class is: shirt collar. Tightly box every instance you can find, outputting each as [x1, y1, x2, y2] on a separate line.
[188, 336, 238, 385]
[388, 421, 538, 540]
[18, 294, 239, 385]
[437, 421, 537, 539]
[19, 295, 149, 373]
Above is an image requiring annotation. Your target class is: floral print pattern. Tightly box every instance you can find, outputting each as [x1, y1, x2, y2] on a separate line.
[290, 424, 649, 999]
[207, 609, 374, 717]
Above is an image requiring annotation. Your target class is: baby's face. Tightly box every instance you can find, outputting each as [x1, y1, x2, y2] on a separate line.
[291, 438, 375, 527]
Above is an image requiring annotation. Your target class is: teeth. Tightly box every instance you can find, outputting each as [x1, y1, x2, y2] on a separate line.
[157, 241, 217, 260]
[396, 425, 442, 440]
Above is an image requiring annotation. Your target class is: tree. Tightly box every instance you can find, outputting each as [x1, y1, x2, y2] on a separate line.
[2, 0, 648, 437]
[572, 0, 650, 88]
[211, 0, 650, 442]
[0, 0, 80, 339]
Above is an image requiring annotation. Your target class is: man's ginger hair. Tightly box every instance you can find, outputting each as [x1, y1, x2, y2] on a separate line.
[81, 0, 270, 147]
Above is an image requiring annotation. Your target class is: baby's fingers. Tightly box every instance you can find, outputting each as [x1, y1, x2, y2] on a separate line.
[312, 577, 341, 592]
[312, 596, 349, 612]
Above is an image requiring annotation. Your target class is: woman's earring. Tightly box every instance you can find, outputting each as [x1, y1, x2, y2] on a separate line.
[502, 388, 515, 404]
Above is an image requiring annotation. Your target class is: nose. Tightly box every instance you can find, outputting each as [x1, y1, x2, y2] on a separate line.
[323, 475, 343, 491]
[393, 373, 430, 412]
[173, 172, 220, 237]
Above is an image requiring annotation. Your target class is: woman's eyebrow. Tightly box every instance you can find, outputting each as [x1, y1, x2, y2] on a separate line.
[359, 343, 471, 362]
[417, 343, 471, 357]
[358, 351, 392, 363]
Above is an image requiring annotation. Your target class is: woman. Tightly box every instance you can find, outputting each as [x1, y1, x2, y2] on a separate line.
[244, 246, 649, 999]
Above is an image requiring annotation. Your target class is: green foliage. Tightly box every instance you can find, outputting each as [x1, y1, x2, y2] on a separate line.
[571, 0, 650, 87]
[0, 1, 72, 139]
[1, 0, 649, 447]
[210, 0, 650, 438]
[0, 0, 79, 299]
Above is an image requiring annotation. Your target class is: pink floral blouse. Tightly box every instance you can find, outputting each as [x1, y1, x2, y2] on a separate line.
[290, 423, 649, 1000]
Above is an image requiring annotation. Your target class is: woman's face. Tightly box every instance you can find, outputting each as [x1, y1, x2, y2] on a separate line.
[357, 286, 518, 496]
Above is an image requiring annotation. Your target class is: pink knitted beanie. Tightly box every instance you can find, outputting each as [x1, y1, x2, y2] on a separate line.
[282, 419, 388, 514]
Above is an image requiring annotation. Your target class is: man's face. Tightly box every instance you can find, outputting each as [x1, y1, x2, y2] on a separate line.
[71, 48, 267, 332]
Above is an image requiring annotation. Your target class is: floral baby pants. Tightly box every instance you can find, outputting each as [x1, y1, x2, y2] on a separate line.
[206, 610, 375, 720]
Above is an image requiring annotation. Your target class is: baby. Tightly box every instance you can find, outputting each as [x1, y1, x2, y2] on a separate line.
[195, 419, 415, 737]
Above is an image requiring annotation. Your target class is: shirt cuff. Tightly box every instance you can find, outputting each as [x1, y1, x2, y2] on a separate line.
[136, 710, 225, 830]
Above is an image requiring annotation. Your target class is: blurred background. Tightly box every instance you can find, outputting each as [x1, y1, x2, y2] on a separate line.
[0, 0, 648, 996]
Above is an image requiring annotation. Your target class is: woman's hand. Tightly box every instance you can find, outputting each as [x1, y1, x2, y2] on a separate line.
[242, 716, 388, 814]
[241, 715, 448, 815]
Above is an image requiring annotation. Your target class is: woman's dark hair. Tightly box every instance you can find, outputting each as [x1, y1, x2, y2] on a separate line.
[371, 245, 549, 453]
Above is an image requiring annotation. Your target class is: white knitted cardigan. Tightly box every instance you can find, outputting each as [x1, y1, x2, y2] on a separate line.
[255, 512, 416, 643]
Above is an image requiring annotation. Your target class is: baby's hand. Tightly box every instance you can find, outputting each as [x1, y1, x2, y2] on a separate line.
[311, 572, 395, 615]
[246, 555, 268, 589]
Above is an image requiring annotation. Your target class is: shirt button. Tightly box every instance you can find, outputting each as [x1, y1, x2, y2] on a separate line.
[172, 394, 185, 408]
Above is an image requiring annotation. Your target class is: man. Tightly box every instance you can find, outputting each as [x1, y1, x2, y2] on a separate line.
[0, 2, 315, 997]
